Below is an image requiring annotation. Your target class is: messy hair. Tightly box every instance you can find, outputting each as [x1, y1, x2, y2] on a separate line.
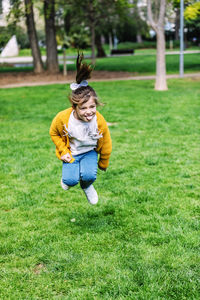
[69, 52, 102, 107]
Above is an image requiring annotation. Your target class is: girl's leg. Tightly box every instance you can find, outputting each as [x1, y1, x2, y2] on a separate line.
[62, 159, 80, 187]
[79, 150, 98, 189]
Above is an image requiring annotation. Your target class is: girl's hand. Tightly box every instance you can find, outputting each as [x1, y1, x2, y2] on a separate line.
[61, 153, 71, 163]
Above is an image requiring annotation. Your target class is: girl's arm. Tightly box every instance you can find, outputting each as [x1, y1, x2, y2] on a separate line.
[98, 121, 112, 170]
[49, 114, 74, 161]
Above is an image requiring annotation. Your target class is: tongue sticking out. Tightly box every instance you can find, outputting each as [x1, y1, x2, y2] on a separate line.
[86, 115, 93, 121]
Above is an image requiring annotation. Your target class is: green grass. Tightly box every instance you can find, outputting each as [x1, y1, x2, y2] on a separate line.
[91, 53, 200, 74]
[18, 47, 92, 57]
[1, 52, 200, 75]
[18, 48, 46, 57]
[134, 47, 200, 54]
[0, 79, 200, 299]
[18, 44, 200, 57]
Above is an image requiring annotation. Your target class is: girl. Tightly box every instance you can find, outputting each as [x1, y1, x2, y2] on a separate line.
[49, 53, 112, 205]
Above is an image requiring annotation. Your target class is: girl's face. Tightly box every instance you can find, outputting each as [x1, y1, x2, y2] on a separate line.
[74, 97, 96, 122]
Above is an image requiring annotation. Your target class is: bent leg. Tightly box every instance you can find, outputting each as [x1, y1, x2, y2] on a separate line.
[62, 159, 80, 187]
[80, 150, 98, 189]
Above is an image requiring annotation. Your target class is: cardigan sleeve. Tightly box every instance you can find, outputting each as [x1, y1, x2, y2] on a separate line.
[49, 113, 70, 157]
[98, 120, 112, 169]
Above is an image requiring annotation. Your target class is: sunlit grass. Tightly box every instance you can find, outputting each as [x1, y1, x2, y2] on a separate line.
[0, 78, 199, 299]
[18, 44, 200, 57]
[1, 52, 200, 75]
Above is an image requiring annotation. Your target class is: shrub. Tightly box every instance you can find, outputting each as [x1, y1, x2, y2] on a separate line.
[0, 25, 29, 50]
[0, 27, 12, 49]
[15, 27, 29, 49]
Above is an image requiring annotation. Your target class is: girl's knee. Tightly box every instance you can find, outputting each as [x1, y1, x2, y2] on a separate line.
[81, 172, 97, 183]
[62, 177, 79, 187]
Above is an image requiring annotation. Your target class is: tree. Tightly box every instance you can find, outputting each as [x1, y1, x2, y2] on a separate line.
[175, 7, 180, 41]
[24, 0, 44, 73]
[44, 0, 59, 73]
[64, 0, 130, 62]
[170, 0, 181, 41]
[184, 1, 200, 20]
[171, 0, 199, 41]
[95, 31, 106, 58]
[147, 0, 168, 90]
[130, 0, 148, 43]
[184, 2, 200, 43]
[135, 4, 144, 43]
[9, 0, 44, 73]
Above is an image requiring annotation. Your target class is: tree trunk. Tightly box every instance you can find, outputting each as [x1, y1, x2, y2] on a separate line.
[155, 28, 168, 90]
[24, 0, 44, 73]
[135, 1, 143, 44]
[136, 33, 143, 43]
[109, 33, 113, 51]
[175, 8, 180, 41]
[90, 21, 96, 63]
[44, 0, 59, 73]
[147, 0, 168, 91]
[95, 32, 106, 58]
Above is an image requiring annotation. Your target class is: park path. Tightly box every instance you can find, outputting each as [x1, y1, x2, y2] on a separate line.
[0, 72, 200, 89]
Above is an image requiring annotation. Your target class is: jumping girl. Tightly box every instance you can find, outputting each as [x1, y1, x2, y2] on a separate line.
[49, 53, 112, 205]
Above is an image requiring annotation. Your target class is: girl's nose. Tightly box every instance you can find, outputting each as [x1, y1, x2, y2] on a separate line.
[86, 109, 92, 115]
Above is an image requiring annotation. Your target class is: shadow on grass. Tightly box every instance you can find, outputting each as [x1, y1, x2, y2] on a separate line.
[67, 204, 118, 234]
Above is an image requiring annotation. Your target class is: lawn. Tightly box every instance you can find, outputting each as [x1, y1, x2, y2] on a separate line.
[1, 52, 200, 75]
[18, 44, 200, 57]
[90, 53, 200, 74]
[0, 79, 199, 299]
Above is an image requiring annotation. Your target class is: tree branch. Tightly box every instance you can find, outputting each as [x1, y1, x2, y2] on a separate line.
[158, 0, 166, 27]
[147, 0, 157, 31]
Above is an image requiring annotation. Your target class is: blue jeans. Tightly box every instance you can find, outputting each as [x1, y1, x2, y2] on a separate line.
[62, 150, 98, 189]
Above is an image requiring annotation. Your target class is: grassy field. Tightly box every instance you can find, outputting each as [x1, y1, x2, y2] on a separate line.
[17, 44, 200, 57]
[0, 79, 200, 299]
[90, 53, 200, 74]
[0, 52, 200, 75]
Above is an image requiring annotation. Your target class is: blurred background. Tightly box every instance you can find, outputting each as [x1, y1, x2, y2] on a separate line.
[0, 0, 199, 69]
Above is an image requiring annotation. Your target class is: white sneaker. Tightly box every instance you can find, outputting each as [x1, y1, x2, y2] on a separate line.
[60, 178, 69, 190]
[83, 184, 98, 205]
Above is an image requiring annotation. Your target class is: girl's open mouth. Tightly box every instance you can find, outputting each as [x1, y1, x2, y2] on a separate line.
[86, 115, 93, 121]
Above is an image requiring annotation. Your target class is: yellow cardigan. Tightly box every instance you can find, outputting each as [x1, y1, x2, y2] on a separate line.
[49, 107, 112, 169]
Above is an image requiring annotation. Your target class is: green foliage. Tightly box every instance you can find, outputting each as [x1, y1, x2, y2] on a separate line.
[170, 0, 191, 9]
[112, 0, 149, 43]
[0, 78, 200, 298]
[184, 1, 200, 40]
[36, 29, 46, 48]
[15, 27, 30, 49]
[184, 3, 200, 42]
[0, 25, 29, 49]
[7, 0, 24, 23]
[0, 27, 12, 49]
[116, 17, 141, 42]
[69, 25, 90, 49]
[171, 1, 200, 41]
[60, 0, 134, 48]
[117, 41, 157, 49]
[184, 2, 200, 20]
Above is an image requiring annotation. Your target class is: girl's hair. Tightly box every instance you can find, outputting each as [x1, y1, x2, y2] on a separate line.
[69, 52, 101, 107]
